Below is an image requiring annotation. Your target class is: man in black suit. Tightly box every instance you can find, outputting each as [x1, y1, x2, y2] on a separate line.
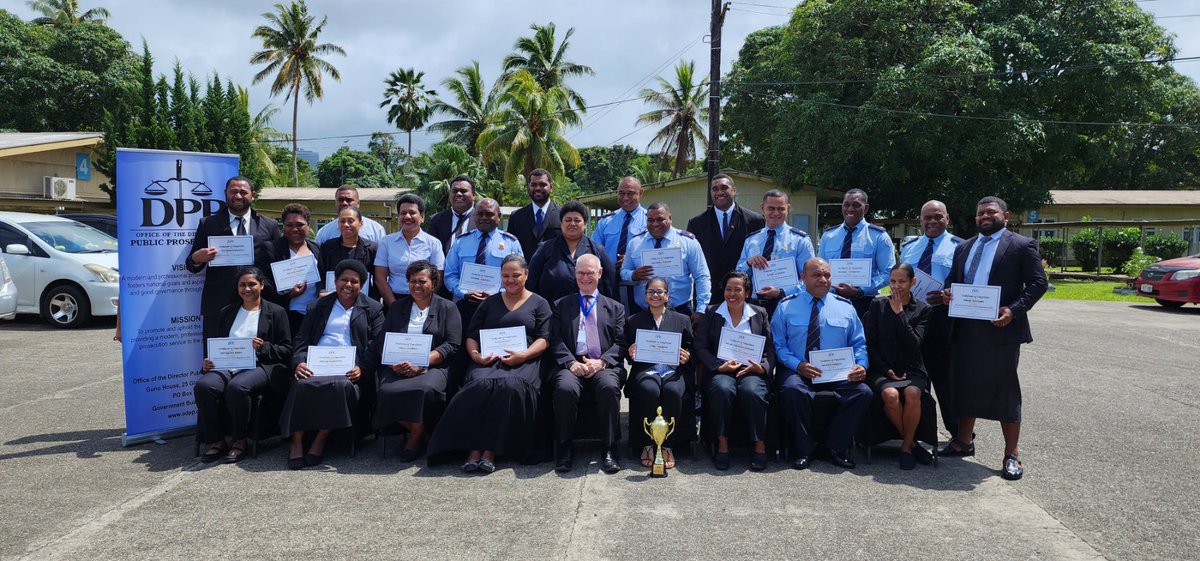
[186, 176, 280, 335]
[686, 173, 765, 297]
[940, 196, 1047, 481]
[550, 253, 626, 474]
[507, 168, 561, 259]
[426, 174, 478, 255]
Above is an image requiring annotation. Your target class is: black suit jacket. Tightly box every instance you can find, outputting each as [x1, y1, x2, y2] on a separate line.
[863, 295, 930, 385]
[427, 208, 477, 255]
[685, 204, 765, 296]
[550, 293, 626, 383]
[255, 237, 321, 309]
[946, 229, 1047, 345]
[363, 295, 462, 375]
[694, 303, 776, 386]
[623, 309, 695, 392]
[291, 293, 386, 378]
[186, 209, 280, 326]
[205, 299, 294, 394]
[508, 202, 561, 258]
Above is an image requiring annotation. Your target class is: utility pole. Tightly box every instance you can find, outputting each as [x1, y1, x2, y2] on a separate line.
[706, 0, 730, 207]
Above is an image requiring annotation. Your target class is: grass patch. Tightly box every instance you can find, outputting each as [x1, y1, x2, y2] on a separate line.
[1043, 279, 1143, 302]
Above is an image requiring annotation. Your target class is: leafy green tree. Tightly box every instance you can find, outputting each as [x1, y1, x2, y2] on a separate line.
[501, 22, 594, 123]
[317, 146, 392, 188]
[26, 0, 109, 26]
[567, 144, 641, 193]
[270, 145, 317, 187]
[430, 61, 499, 155]
[637, 60, 708, 177]
[724, 1, 1200, 232]
[400, 141, 492, 214]
[368, 132, 407, 175]
[250, 0, 346, 187]
[478, 70, 581, 185]
[381, 68, 437, 158]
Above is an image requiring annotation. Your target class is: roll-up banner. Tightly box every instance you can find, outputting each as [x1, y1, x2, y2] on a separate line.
[116, 148, 239, 446]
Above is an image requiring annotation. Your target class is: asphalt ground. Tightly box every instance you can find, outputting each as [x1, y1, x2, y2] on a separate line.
[0, 299, 1197, 560]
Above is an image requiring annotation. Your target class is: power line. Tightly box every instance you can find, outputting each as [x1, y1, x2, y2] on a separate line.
[1156, 14, 1200, 19]
[730, 6, 793, 16]
[605, 120, 661, 146]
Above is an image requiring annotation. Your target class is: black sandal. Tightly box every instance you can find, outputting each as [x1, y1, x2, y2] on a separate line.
[938, 438, 975, 457]
[222, 446, 246, 464]
[200, 443, 226, 463]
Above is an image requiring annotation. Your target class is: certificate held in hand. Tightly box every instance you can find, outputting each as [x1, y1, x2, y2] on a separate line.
[752, 258, 800, 294]
[947, 283, 1002, 321]
[641, 246, 684, 277]
[307, 345, 357, 377]
[207, 337, 256, 370]
[382, 332, 433, 366]
[459, 263, 503, 294]
[634, 329, 682, 366]
[479, 326, 527, 358]
[208, 235, 254, 267]
[808, 347, 855, 384]
[270, 255, 319, 293]
[716, 327, 766, 365]
[829, 258, 872, 287]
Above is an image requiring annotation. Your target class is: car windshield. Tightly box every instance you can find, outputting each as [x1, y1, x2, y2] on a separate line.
[24, 221, 118, 254]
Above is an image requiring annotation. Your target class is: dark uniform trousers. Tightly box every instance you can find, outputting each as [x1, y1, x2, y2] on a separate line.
[707, 375, 770, 441]
[193, 367, 272, 442]
[553, 368, 622, 447]
[779, 376, 873, 456]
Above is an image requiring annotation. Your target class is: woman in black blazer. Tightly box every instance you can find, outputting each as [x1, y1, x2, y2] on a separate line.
[527, 201, 617, 304]
[318, 206, 379, 301]
[281, 259, 385, 470]
[624, 277, 693, 471]
[864, 263, 933, 469]
[695, 271, 776, 471]
[364, 260, 462, 462]
[256, 203, 322, 336]
[195, 266, 292, 463]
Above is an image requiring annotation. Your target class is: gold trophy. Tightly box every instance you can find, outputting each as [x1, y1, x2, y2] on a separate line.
[643, 406, 676, 478]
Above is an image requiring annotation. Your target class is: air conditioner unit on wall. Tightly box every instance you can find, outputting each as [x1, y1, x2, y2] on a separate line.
[43, 176, 76, 200]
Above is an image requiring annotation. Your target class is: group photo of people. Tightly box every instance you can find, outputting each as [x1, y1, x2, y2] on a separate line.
[184, 169, 1047, 481]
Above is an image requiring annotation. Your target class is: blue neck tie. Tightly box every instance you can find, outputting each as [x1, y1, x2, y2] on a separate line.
[534, 207, 544, 237]
[654, 236, 664, 249]
[475, 230, 491, 265]
[806, 298, 821, 359]
[617, 211, 632, 257]
[721, 210, 730, 242]
[965, 235, 993, 283]
[840, 224, 856, 259]
[918, 237, 935, 274]
[762, 229, 776, 260]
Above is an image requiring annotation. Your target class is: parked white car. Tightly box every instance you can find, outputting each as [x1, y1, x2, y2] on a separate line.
[0, 254, 16, 320]
[0, 212, 119, 328]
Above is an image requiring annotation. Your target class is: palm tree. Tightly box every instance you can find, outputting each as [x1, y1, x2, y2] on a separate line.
[402, 141, 490, 214]
[380, 68, 438, 159]
[430, 61, 499, 156]
[636, 60, 708, 177]
[478, 70, 581, 187]
[249, 0, 345, 187]
[501, 22, 594, 123]
[27, 0, 109, 25]
[236, 87, 286, 186]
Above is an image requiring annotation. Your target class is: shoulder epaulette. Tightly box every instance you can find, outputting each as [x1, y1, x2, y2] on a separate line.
[833, 294, 852, 304]
[463, 228, 478, 237]
[823, 224, 840, 233]
[950, 235, 965, 244]
[788, 227, 808, 237]
[867, 223, 886, 233]
[498, 230, 518, 240]
[901, 237, 920, 247]
[677, 230, 696, 239]
[598, 211, 617, 220]
[631, 230, 648, 238]
[747, 227, 764, 237]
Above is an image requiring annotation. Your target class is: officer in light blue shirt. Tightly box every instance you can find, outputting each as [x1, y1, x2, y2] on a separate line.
[818, 188, 895, 316]
[593, 177, 647, 309]
[737, 189, 815, 311]
[314, 185, 388, 244]
[772, 257, 871, 470]
[899, 200, 963, 301]
[444, 198, 523, 300]
[620, 202, 711, 316]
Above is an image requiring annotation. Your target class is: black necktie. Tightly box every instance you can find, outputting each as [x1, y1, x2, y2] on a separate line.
[762, 229, 776, 260]
[617, 211, 632, 257]
[840, 224, 856, 259]
[918, 237, 935, 274]
[654, 237, 663, 249]
[534, 208, 544, 237]
[721, 210, 730, 242]
[475, 230, 491, 265]
[236, 216, 247, 236]
[806, 299, 821, 359]
[453, 213, 466, 237]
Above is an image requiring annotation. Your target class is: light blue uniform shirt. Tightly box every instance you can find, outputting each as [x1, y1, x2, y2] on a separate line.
[374, 229, 445, 294]
[963, 228, 1006, 285]
[443, 228, 523, 298]
[899, 231, 962, 285]
[316, 299, 354, 347]
[619, 227, 711, 311]
[817, 221, 896, 295]
[771, 290, 868, 373]
[591, 206, 647, 263]
[737, 225, 815, 298]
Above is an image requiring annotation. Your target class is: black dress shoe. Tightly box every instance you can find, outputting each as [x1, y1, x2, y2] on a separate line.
[461, 459, 480, 472]
[910, 444, 933, 465]
[749, 452, 768, 472]
[287, 456, 305, 470]
[477, 459, 496, 474]
[601, 450, 622, 474]
[555, 444, 574, 473]
[303, 453, 323, 467]
[713, 451, 731, 471]
[397, 447, 422, 463]
[791, 456, 811, 470]
[829, 450, 856, 469]
[898, 451, 916, 470]
[1001, 455, 1024, 480]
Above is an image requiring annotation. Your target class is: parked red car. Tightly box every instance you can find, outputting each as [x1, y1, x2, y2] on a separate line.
[1136, 254, 1200, 308]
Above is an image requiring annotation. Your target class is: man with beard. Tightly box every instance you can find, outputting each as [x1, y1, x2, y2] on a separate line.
[817, 189, 895, 317]
[186, 176, 280, 335]
[686, 174, 765, 298]
[313, 185, 388, 244]
[939, 196, 1047, 481]
[620, 203, 710, 318]
[508, 168, 561, 259]
[899, 200, 963, 434]
[592, 176, 647, 309]
[427, 175, 478, 255]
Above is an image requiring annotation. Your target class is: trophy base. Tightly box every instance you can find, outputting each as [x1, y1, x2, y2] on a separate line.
[649, 463, 667, 478]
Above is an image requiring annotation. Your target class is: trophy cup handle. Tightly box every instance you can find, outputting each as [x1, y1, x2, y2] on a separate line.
[666, 418, 676, 439]
[643, 418, 653, 437]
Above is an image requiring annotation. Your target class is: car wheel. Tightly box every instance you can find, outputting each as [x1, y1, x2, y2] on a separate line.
[1155, 299, 1185, 309]
[41, 284, 91, 328]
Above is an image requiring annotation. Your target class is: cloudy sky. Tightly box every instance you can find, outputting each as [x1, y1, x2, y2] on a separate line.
[4, 0, 1199, 162]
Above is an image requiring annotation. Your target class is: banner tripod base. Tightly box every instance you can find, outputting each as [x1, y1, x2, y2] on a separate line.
[122, 426, 195, 447]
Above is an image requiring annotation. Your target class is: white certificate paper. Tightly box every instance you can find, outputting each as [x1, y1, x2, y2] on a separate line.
[809, 347, 855, 384]
[829, 258, 872, 287]
[208, 235, 255, 266]
[459, 263, 502, 294]
[912, 268, 943, 301]
[641, 246, 684, 277]
[634, 329, 682, 366]
[382, 332, 433, 366]
[479, 326, 527, 358]
[307, 345, 357, 377]
[752, 258, 800, 293]
[207, 337, 256, 370]
[270, 255, 319, 292]
[717, 327, 767, 365]
[948, 283, 1002, 321]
